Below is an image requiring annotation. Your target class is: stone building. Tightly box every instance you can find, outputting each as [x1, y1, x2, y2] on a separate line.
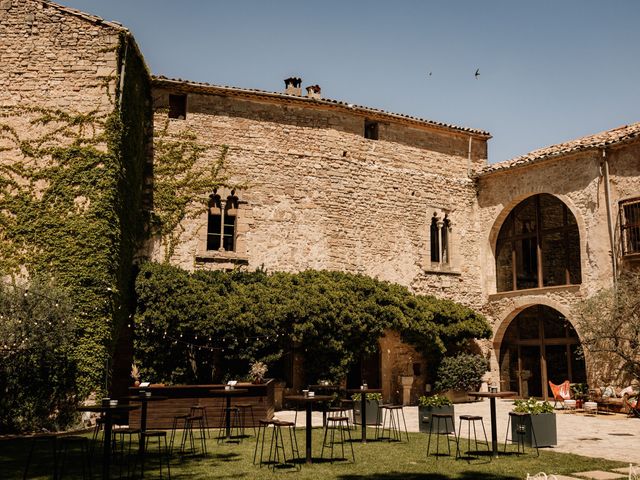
[2, 0, 639, 401]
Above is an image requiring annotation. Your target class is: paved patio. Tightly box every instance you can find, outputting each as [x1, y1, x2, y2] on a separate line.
[275, 398, 640, 464]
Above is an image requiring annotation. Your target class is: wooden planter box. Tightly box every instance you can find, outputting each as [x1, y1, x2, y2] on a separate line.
[353, 399, 380, 425]
[510, 413, 557, 447]
[418, 405, 455, 434]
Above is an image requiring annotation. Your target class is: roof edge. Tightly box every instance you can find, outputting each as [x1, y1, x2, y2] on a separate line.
[151, 75, 492, 139]
[40, 0, 129, 32]
[479, 123, 640, 177]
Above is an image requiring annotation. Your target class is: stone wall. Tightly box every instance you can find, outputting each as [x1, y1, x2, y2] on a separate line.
[151, 86, 488, 310]
[476, 140, 640, 386]
[0, 0, 120, 114]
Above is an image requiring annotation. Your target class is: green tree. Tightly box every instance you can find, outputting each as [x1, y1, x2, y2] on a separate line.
[133, 263, 492, 385]
[0, 278, 78, 433]
[577, 270, 640, 381]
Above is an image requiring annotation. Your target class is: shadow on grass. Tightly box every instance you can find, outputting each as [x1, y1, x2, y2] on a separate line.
[338, 473, 520, 480]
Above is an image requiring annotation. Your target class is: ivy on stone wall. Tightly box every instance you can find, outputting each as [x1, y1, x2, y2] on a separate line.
[0, 33, 150, 398]
[152, 118, 240, 262]
[134, 262, 492, 384]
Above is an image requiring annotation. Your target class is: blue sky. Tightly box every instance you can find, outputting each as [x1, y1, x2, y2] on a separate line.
[62, 0, 640, 163]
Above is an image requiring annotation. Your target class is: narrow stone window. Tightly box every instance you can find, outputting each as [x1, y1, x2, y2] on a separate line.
[207, 189, 239, 252]
[364, 120, 379, 140]
[168, 94, 187, 119]
[430, 213, 450, 264]
[206, 190, 222, 250]
[620, 197, 640, 256]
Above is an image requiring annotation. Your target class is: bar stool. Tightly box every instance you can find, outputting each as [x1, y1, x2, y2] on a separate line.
[339, 399, 356, 428]
[504, 412, 539, 456]
[376, 405, 409, 442]
[57, 435, 91, 480]
[270, 420, 301, 470]
[23, 434, 57, 480]
[113, 427, 140, 478]
[169, 413, 190, 455]
[185, 414, 208, 454]
[140, 431, 171, 479]
[253, 419, 275, 466]
[253, 419, 300, 470]
[190, 404, 210, 438]
[170, 413, 206, 456]
[455, 415, 490, 460]
[321, 416, 355, 463]
[426, 413, 457, 459]
[236, 403, 257, 436]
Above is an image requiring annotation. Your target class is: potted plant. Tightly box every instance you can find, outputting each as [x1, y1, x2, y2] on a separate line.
[434, 353, 488, 403]
[571, 383, 588, 409]
[248, 361, 267, 384]
[418, 394, 454, 434]
[131, 363, 141, 387]
[511, 398, 557, 447]
[351, 392, 382, 425]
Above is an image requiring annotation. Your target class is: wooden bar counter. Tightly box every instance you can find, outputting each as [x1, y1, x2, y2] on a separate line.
[127, 379, 274, 429]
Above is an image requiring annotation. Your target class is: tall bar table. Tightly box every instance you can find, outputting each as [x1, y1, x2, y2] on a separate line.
[347, 388, 383, 443]
[209, 388, 249, 441]
[284, 394, 333, 464]
[122, 394, 168, 477]
[467, 391, 516, 458]
[78, 404, 139, 480]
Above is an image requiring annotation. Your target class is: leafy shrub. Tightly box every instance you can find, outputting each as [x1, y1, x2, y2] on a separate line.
[434, 353, 488, 392]
[133, 262, 492, 385]
[0, 279, 79, 433]
[351, 392, 383, 402]
[512, 398, 554, 414]
[418, 394, 452, 408]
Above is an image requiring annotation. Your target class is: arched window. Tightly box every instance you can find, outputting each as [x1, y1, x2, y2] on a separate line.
[430, 212, 450, 264]
[207, 189, 238, 252]
[495, 194, 581, 292]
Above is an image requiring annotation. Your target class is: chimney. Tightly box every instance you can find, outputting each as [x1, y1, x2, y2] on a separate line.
[305, 84, 322, 99]
[284, 77, 302, 96]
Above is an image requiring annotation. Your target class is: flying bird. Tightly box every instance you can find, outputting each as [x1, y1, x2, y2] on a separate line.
[474, 68, 480, 79]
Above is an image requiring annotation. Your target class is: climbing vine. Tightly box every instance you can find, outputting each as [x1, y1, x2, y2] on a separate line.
[152, 117, 240, 261]
[0, 32, 150, 398]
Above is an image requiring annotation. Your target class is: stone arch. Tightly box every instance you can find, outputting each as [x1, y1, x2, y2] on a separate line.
[486, 192, 587, 293]
[492, 296, 576, 350]
[493, 299, 586, 398]
[487, 191, 586, 261]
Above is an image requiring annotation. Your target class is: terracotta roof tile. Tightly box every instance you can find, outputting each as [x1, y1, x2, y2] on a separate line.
[481, 122, 640, 175]
[152, 75, 491, 138]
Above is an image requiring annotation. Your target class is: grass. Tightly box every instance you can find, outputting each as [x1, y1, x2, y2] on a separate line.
[1, 427, 625, 479]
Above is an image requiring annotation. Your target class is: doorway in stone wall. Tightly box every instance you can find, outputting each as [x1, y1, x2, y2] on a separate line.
[499, 305, 586, 400]
[347, 348, 381, 389]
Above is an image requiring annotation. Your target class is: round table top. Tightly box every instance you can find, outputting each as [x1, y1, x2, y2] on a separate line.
[78, 404, 140, 413]
[467, 391, 517, 398]
[208, 388, 249, 396]
[121, 395, 168, 402]
[284, 394, 334, 402]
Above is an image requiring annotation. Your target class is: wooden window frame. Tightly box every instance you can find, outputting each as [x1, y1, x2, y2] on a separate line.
[496, 194, 581, 292]
[620, 196, 640, 256]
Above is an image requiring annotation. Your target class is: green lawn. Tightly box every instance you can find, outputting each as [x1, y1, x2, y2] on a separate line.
[2, 428, 625, 479]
